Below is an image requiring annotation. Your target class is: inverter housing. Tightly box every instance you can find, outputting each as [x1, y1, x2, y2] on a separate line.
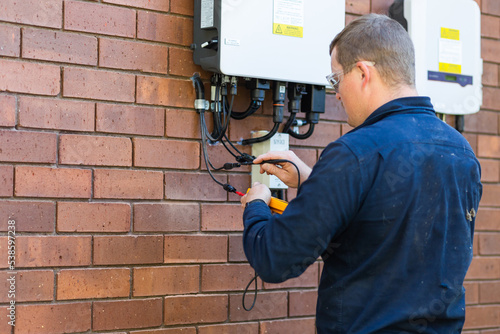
[193, 0, 346, 86]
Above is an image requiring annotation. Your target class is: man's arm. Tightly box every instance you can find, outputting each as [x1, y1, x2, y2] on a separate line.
[242, 143, 364, 283]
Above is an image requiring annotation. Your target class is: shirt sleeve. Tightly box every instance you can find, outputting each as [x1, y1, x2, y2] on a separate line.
[242, 141, 366, 283]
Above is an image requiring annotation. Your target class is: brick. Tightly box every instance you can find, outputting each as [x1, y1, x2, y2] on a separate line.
[93, 298, 163, 331]
[289, 290, 317, 317]
[164, 235, 227, 263]
[19, 96, 95, 131]
[0, 24, 20, 57]
[202, 264, 260, 292]
[346, 0, 370, 15]
[93, 235, 163, 265]
[227, 174, 251, 203]
[0, 58, 60, 96]
[0, 236, 7, 268]
[63, 67, 135, 102]
[264, 263, 319, 289]
[0, 129, 57, 163]
[463, 134, 477, 154]
[260, 318, 316, 334]
[482, 63, 499, 87]
[0, 270, 53, 302]
[133, 265, 199, 296]
[465, 111, 498, 134]
[133, 203, 199, 232]
[64, 0, 135, 37]
[482, 15, 500, 39]
[164, 295, 228, 325]
[481, 184, 500, 207]
[479, 233, 500, 255]
[483, 39, 500, 64]
[16, 236, 92, 267]
[137, 76, 195, 108]
[57, 202, 130, 232]
[104, 0, 169, 11]
[198, 323, 259, 334]
[0, 201, 54, 232]
[22, 28, 97, 65]
[483, 0, 500, 16]
[201, 204, 244, 231]
[479, 281, 500, 304]
[464, 305, 500, 329]
[476, 208, 500, 231]
[94, 169, 163, 199]
[371, 0, 393, 14]
[130, 329, 196, 334]
[16, 302, 91, 334]
[478, 135, 500, 158]
[290, 122, 342, 148]
[479, 159, 500, 183]
[464, 282, 479, 305]
[138, 11, 192, 46]
[100, 38, 168, 74]
[0, 94, 16, 127]
[60, 134, 132, 166]
[229, 291, 287, 321]
[0, 165, 13, 197]
[466, 257, 500, 280]
[57, 268, 130, 300]
[165, 172, 227, 201]
[169, 47, 210, 78]
[134, 138, 200, 169]
[0, 0, 62, 28]
[294, 147, 318, 168]
[97, 103, 164, 136]
[483, 87, 500, 111]
[15, 166, 91, 198]
[171, 0, 194, 15]
[229, 234, 246, 262]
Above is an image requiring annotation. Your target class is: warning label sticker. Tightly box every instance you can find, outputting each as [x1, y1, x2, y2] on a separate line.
[273, 0, 304, 38]
[439, 27, 462, 74]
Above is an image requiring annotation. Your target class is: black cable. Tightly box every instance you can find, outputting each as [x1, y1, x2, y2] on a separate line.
[241, 122, 280, 146]
[287, 123, 315, 140]
[230, 100, 261, 120]
[282, 113, 297, 134]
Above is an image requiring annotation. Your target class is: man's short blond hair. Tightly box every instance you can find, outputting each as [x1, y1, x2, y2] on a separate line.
[330, 14, 416, 88]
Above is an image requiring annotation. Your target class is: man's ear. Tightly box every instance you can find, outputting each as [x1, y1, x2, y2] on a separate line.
[357, 61, 372, 88]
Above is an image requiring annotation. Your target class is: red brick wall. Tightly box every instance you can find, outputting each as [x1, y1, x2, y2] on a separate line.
[0, 0, 498, 333]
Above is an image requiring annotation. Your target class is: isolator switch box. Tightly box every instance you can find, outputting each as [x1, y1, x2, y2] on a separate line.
[193, 0, 345, 85]
[404, 0, 482, 115]
[251, 132, 289, 190]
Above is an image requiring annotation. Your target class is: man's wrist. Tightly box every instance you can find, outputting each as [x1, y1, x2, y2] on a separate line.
[245, 199, 267, 208]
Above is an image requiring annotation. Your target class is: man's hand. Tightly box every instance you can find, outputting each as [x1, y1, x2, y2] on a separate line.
[254, 150, 312, 188]
[241, 182, 271, 208]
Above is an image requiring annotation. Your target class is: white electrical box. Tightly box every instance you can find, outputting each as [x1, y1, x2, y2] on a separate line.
[404, 0, 482, 115]
[193, 0, 345, 85]
[251, 132, 289, 189]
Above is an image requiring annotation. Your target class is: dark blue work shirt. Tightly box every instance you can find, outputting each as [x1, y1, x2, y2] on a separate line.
[243, 97, 482, 333]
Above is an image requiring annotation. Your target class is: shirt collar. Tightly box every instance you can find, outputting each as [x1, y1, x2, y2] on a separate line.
[354, 96, 435, 132]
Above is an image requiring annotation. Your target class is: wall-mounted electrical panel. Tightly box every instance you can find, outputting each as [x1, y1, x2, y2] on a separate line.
[193, 0, 346, 86]
[251, 132, 289, 189]
[404, 0, 482, 115]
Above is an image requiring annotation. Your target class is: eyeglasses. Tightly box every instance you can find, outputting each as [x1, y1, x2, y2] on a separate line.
[326, 61, 376, 93]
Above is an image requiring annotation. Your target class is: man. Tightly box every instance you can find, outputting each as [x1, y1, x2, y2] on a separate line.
[241, 14, 482, 333]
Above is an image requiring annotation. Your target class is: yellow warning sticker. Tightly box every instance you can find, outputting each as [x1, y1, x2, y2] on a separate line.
[273, 0, 304, 38]
[441, 27, 460, 41]
[439, 63, 462, 74]
[273, 23, 303, 38]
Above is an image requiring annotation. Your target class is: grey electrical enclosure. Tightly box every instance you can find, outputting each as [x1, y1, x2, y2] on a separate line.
[193, 0, 346, 85]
